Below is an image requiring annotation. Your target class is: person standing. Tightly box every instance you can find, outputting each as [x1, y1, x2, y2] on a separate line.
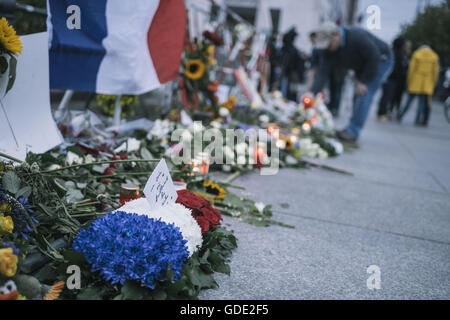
[310, 31, 345, 118]
[268, 32, 281, 91]
[397, 45, 439, 126]
[377, 37, 411, 120]
[312, 22, 394, 142]
[280, 28, 305, 101]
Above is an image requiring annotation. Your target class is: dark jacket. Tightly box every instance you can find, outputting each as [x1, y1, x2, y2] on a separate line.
[312, 27, 392, 93]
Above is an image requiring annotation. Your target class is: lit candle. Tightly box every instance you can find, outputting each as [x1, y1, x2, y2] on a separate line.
[302, 95, 314, 109]
[267, 124, 279, 135]
[302, 122, 311, 133]
[191, 152, 210, 175]
[120, 184, 140, 206]
[254, 145, 266, 169]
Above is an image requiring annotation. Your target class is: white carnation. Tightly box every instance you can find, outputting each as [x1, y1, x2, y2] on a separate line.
[235, 143, 247, 155]
[259, 114, 270, 124]
[116, 199, 202, 257]
[219, 107, 230, 117]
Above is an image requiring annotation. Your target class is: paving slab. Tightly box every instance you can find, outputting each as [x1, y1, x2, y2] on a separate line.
[200, 100, 450, 300]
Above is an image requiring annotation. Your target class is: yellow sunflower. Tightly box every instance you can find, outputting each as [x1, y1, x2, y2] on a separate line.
[184, 59, 206, 80]
[0, 18, 23, 55]
[203, 180, 227, 200]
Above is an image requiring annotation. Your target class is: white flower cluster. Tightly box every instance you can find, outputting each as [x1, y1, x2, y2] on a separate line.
[299, 138, 328, 159]
[222, 142, 253, 172]
[115, 198, 203, 257]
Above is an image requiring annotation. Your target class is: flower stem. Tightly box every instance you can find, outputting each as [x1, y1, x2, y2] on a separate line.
[0, 151, 23, 163]
[33, 159, 160, 175]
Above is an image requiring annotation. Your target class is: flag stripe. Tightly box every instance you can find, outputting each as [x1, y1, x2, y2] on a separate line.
[148, 0, 187, 84]
[48, 0, 186, 94]
[48, 0, 108, 92]
[96, 0, 161, 95]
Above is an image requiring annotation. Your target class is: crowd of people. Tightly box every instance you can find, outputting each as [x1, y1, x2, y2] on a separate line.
[267, 21, 440, 143]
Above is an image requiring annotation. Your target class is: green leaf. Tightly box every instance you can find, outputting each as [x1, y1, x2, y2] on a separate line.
[66, 189, 84, 203]
[140, 147, 154, 160]
[63, 249, 87, 266]
[186, 268, 217, 290]
[279, 203, 290, 209]
[77, 287, 102, 300]
[121, 281, 145, 300]
[152, 290, 167, 300]
[2, 170, 21, 194]
[0, 56, 8, 74]
[5, 55, 17, 96]
[15, 185, 32, 199]
[213, 262, 231, 275]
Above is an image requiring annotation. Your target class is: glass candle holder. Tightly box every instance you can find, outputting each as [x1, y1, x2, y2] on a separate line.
[191, 152, 210, 175]
[120, 183, 140, 206]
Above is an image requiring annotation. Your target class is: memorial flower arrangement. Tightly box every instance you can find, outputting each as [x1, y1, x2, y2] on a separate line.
[72, 211, 189, 289]
[0, 144, 239, 300]
[116, 199, 202, 257]
[0, 17, 22, 96]
[96, 94, 138, 117]
[180, 37, 220, 116]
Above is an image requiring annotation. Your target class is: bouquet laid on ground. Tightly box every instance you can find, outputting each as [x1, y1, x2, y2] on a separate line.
[179, 36, 221, 117]
[0, 143, 239, 300]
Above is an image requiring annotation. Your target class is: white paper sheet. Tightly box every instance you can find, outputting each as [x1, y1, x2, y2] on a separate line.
[0, 32, 63, 161]
[143, 159, 178, 210]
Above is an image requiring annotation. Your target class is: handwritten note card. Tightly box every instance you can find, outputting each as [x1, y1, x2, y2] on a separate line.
[143, 159, 178, 210]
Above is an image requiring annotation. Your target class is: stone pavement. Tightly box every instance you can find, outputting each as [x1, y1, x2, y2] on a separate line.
[199, 98, 450, 300]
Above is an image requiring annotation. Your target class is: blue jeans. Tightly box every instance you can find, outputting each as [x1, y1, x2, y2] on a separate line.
[346, 57, 394, 138]
[398, 94, 429, 124]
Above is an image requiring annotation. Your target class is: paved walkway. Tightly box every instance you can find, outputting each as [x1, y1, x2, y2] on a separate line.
[200, 98, 450, 300]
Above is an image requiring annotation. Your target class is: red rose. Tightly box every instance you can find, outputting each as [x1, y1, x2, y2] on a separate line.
[203, 31, 223, 46]
[176, 190, 222, 234]
[195, 216, 210, 234]
[202, 207, 221, 225]
[103, 167, 116, 176]
[120, 153, 128, 160]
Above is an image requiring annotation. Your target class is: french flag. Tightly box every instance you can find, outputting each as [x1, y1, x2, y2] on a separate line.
[47, 0, 186, 95]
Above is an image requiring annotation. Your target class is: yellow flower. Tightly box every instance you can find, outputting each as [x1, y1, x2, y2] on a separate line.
[0, 248, 18, 277]
[207, 56, 216, 66]
[0, 17, 23, 55]
[17, 294, 27, 300]
[203, 180, 227, 200]
[0, 201, 12, 213]
[0, 214, 14, 236]
[207, 45, 215, 55]
[184, 59, 206, 80]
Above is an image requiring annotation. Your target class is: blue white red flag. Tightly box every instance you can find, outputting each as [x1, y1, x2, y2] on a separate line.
[47, 0, 186, 94]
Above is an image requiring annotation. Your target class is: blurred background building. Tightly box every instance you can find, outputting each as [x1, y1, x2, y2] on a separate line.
[220, 0, 358, 52]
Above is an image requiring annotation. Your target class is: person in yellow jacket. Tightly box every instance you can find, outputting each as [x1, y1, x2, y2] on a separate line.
[398, 45, 439, 126]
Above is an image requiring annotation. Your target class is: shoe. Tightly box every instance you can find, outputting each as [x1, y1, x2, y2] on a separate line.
[377, 115, 388, 121]
[336, 130, 357, 143]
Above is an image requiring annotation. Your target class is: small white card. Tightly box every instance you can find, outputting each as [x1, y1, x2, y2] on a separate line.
[143, 159, 178, 210]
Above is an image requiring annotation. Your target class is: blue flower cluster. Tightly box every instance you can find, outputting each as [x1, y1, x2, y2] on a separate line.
[72, 211, 189, 289]
[0, 186, 38, 240]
